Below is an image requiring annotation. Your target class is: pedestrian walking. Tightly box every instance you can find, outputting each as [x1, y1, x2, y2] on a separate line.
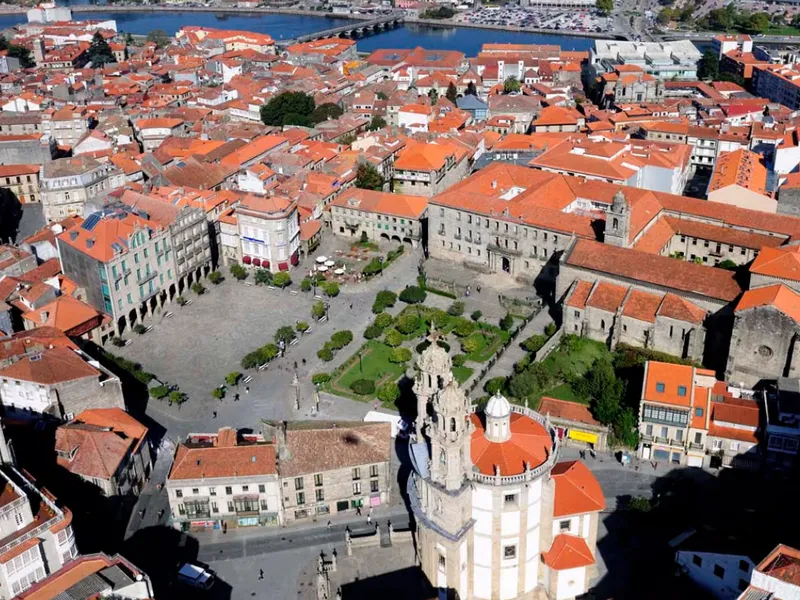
[259, 569, 264, 580]
[294, 361, 298, 370]
[349, 303, 353, 309]
[367, 515, 372, 525]
[234, 394, 240, 402]
[302, 358, 306, 365]
[356, 507, 362, 516]
[213, 411, 217, 419]
[477, 285, 481, 294]
[245, 386, 250, 394]
[327, 521, 332, 530]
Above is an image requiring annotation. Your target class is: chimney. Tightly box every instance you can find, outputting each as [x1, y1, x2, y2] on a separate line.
[491, 179, 497, 189]
[214, 427, 238, 448]
[40, 311, 49, 323]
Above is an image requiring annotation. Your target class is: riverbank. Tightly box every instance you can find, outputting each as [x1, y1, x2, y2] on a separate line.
[406, 16, 623, 40]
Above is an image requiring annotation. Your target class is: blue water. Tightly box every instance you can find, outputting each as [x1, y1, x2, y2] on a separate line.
[0, 9, 596, 53]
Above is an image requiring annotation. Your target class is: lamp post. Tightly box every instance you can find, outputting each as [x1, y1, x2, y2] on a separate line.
[358, 348, 363, 373]
[378, 255, 384, 277]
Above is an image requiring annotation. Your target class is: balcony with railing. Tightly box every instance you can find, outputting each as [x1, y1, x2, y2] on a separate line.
[487, 242, 522, 257]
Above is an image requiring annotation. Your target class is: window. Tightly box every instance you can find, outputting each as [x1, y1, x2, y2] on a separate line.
[296, 492, 305, 505]
[259, 484, 265, 493]
[352, 467, 361, 480]
[675, 430, 683, 442]
[503, 545, 517, 559]
[370, 480, 379, 493]
[694, 432, 702, 444]
[695, 407, 703, 417]
[739, 560, 749, 572]
[225, 486, 232, 495]
[738, 579, 748, 592]
[730, 441, 740, 452]
[660, 426, 669, 438]
[261, 499, 269, 511]
[559, 520, 570, 532]
[175, 489, 183, 498]
[353, 482, 362, 495]
[211, 502, 218, 513]
[645, 424, 653, 436]
[692, 555, 702, 567]
[678, 386, 687, 396]
[713, 564, 725, 579]
[370, 464, 379, 477]
[656, 383, 665, 393]
[504, 494, 517, 507]
[438, 554, 446, 569]
[316, 489, 324, 502]
[295, 477, 304, 490]
[242, 485, 249, 492]
[192, 488, 199, 495]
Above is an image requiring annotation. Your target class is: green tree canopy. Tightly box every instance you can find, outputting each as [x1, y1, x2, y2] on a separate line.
[367, 115, 387, 131]
[466, 81, 477, 96]
[230, 264, 248, 281]
[146, 29, 171, 48]
[503, 76, 521, 94]
[428, 88, 439, 105]
[446, 82, 458, 104]
[274, 325, 295, 343]
[87, 32, 116, 66]
[355, 162, 384, 191]
[697, 49, 720, 80]
[596, 0, 613, 15]
[377, 381, 400, 404]
[311, 102, 343, 124]
[260, 91, 315, 127]
[273, 272, 292, 288]
[0, 36, 34, 68]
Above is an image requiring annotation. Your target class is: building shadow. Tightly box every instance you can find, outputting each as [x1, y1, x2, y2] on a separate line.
[0, 190, 22, 244]
[339, 565, 435, 600]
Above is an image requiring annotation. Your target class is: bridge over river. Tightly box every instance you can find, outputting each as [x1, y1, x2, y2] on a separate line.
[277, 12, 404, 47]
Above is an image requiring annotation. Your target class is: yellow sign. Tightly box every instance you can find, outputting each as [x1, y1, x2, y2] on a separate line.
[568, 430, 598, 444]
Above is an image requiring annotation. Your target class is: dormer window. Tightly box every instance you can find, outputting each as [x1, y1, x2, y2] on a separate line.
[656, 382, 665, 393]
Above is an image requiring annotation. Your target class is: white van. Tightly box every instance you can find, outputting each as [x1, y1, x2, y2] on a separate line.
[178, 563, 215, 590]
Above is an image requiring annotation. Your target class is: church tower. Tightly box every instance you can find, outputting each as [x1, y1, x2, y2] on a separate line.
[412, 336, 453, 429]
[428, 379, 473, 491]
[604, 190, 631, 247]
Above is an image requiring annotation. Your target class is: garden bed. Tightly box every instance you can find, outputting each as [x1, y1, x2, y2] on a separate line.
[325, 340, 407, 402]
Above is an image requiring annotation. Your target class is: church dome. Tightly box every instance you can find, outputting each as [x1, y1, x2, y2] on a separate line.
[485, 393, 511, 418]
[417, 338, 452, 374]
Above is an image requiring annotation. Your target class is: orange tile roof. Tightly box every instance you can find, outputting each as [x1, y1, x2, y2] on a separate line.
[656, 293, 707, 325]
[470, 412, 552, 476]
[538, 397, 602, 427]
[57, 210, 158, 263]
[663, 215, 783, 250]
[394, 140, 465, 172]
[586, 281, 627, 313]
[750, 246, 800, 281]
[300, 219, 322, 242]
[736, 284, 800, 323]
[756, 544, 800, 585]
[22, 295, 103, 335]
[691, 387, 709, 429]
[19, 554, 145, 600]
[550, 460, 605, 517]
[170, 437, 276, 480]
[332, 188, 428, 220]
[622, 289, 661, 323]
[644, 362, 694, 408]
[632, 217, 674, 254]
[708, 149, 767, 195]
[0, 346, 99, 385]
[136, 117, 183, 130]
[711, 400, 759, 428]
[565, 280, 592, 309]
[543, 534, 596, 570]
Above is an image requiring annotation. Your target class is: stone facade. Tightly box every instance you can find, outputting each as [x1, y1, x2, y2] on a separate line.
[40, 157, 125, 222]
[0, 136, 54, 166]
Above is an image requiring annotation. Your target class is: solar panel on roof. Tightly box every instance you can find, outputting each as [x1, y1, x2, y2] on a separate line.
[81, 213, 101, 231]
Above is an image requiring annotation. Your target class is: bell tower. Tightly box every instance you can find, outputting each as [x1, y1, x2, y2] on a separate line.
[428, 379, 473, 491]
[412, 335, 452, 429]
[605, 190, 631, 248]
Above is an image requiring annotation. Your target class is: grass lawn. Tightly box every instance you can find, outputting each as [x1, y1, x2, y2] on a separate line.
[452, 366, 474, 384]
[463, 326, 510, 363]
[542, 337, 607, 378]
[327, 340, 407, 401]
[766, 26, 800, 35]
[542, 382, 588, 404]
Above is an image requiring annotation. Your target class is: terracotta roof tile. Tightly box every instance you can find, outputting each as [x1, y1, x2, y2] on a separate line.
[565, 280, 592, 309]
[332, 188, 428, 220]
[551, 460, 605, 517]
[657, 293, 707, 324]
[736, 284, 800, 323]
[644, 362, 694, 408]
[470, 412, 552, 477]
[169, 435, 276, 480]
[0, 346, 98, 385]
[586, 281, 627, 313]
[622, 289, 661, 323]
[538, 397, 602, 427]
[750, 246, 800, 281]
[543, 534, 596, 570]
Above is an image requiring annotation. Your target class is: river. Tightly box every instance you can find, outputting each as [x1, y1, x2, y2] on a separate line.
[0, 8, 596, 54]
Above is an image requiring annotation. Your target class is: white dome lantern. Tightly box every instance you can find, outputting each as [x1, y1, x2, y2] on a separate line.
[484, 393, 512, 443]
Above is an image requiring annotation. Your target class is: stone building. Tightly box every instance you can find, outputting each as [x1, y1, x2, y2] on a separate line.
[329, 188, 428, 249]
[408, 341, 605, 599]
[0, 164, 41, 204]
[54, 408, 151, 497]
[0, 345, 125, 421]
[392, 141, 470, 198]
[41, 106, 91, 148]
[40, 156, 125, 222]
[270, 421, 392, 524]
[0, 134, 55, 166]
[237, 194, 300, 272]
[595, 65, 664, 108]
[166, 427, 282, 531]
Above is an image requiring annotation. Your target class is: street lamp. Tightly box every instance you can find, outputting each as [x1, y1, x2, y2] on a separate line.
[358, 348, 363, 373]
[378, 255, 384, 276]
[325, 302, 330, 321]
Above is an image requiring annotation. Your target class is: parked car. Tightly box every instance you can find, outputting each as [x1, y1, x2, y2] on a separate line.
[178, 563, 215, 590]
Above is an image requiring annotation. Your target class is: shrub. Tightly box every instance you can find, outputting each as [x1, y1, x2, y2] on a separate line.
[255, 268, 272, 286]
[212, 388, 225, 400]
[230, 264, 248, 280]
[169, 390, 187, 405]
[257, 343, 279, 363]
[377, 381, 400, 404]
[274, 326, 295, 344]
[296, 321, 309, 333]
[399, 285, 426, 304]
[364, 325, 382, 339]
[395, 313, 420, 335]
[208, 271, 223, 285]
[376, 290, 397, 308]
[322, 281, 340, 297]
[372, 302, 385, 314]
[225, 372, 241, 386]
[544, 322, 557, 338]
[149, 385, 169, 400]
[448, 301, 465, 316]
[111, 337, 125, 347]
[374, 313, 393, 329]
[389, 347, 412, 364]
[485, 377, 506, 396]
[312, 301, 326, 320]
[317, 347, 334, 361]
[452, 354, 467, 367]
[416, 339, 451, 354]
[363, 258, 383, 278]
[350, 379, 376, 395]
[431, 309, 450, 329]
[627, 497, 652, 513]
[384, 328, 403, 347]
[133, 324, 147, 335]
[273, 272, 291, 289]
[176, 296, 187, 306]
[471, 310, 483, 322]
[500, 313, 514, 331]
[301, 277, 312, 292]
[453, 319, 476, 338]
[241, 352, 261, 369]
[461, 336, 481, 354]
[191, 282, 206, 296]
[312, 373, 331, 385]
[330, 330, 354, 349]
[522, 334, 547, 354]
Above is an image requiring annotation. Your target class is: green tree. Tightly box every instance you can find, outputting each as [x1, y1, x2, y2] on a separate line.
[322, 281, 340, 297]
[212, 387, 225, 400]
[377, 381, 400, 404]
[241, 351, 261, 369]
[461, 336, 480, 354]
[355, 162, 384, 191]
[390, 347, 412, 364]
[254, 268, 271, 285]
[330, 330, 354, 349]
[613, 408, 639, 447]
[399, 286, 426, 304]
[376, 290, 397, 308]
[657, 8, 673, 25]
[176, 296, 187, 306]
[146, 29, 171, 48]
[367, 115, 387, 131]
[149, 385, 169, 400]
[208, 271, 223, 285]
[471, 310, 483, 322]
[230, 264, 248, 281]
[87, 32, 116, 66]
[274, 326, 295, 344]
[384, 328, 403, 347]
[312, 373, 331, 385]
[454, 320, 476, 338]
[747, 12, 771, 33]
[257, 344, 279, 363]
[296, 321, 310, 333]
[596, 0, 613, 15]
[364, 324, 382, 339]
[273, 272, 292, 289]
[544, 322, 557, 338]
[225, 372, 242, 386]
[191, 282, 205, 296]
[446, 82, 458, 104]
[485, 377, 506, 396]
[0, 36, 34, 68]
[260, 91, 315, 127]
[318, 347, 334, 361]
[448, 301, 465, 316]
[312, 301, 326, 320]
[311, 102, 344, 123]
[350, 379, 375, 395]
[169, 390, 187, 405]
[466, 81, 477, 96]
[376, 91, 389, 100]
[500, 313, 514, 331]
[301, 277, 312, 292]
[395, 313, 420, 335]
[503, 76, 521, 94]
[428, 88, 439, 105]
[374, 312, 393, 329]
[697, 49, 720, 80]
